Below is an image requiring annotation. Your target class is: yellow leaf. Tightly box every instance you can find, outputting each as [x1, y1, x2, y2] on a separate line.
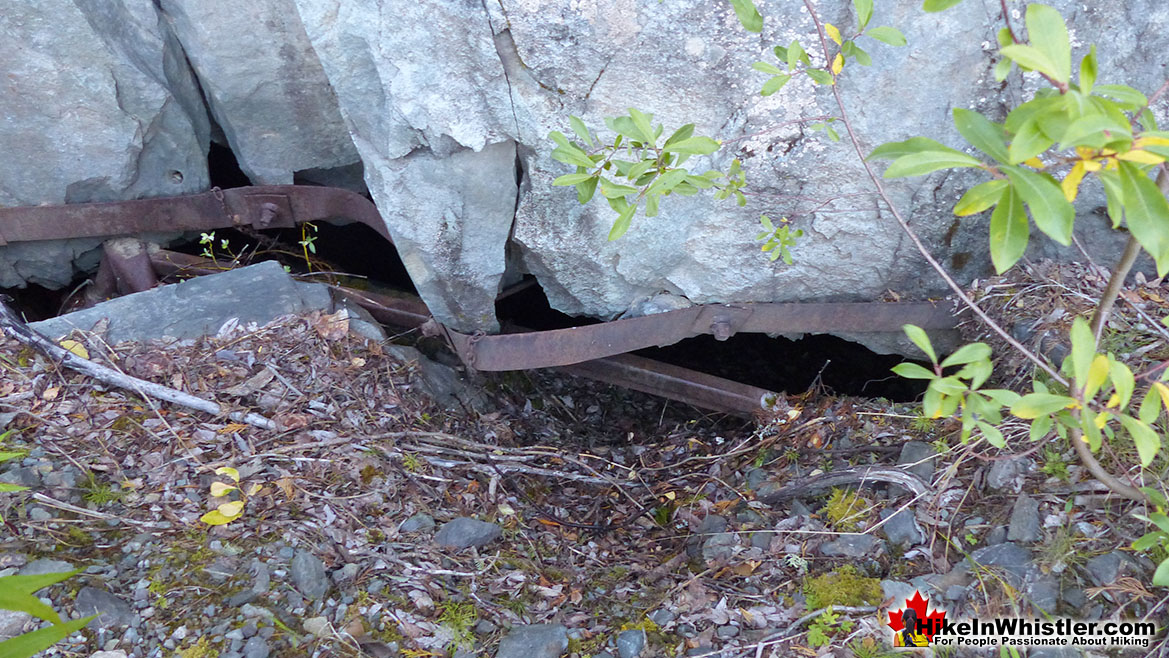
[216, 423, 249, 434]
[1061, 161, 1086, 202]
[1134, 136, 1169, 148]
[200, 510, 235, 526]
[58, 340, 89, 359]
[1106, 393, 1120, 408]
[246, 483, 263, 496]
[831, 53, 844, 75]
[1084, 354, 1109, 400]
[1023, 156, 1045, 169]
[1155, 382, 1169, 409]
[1117, 149, 1166, 165]
[1094, 410, 1110, 429]
[1081, 158, 1102, 172]
[1074, 146, 1096, 159]
[276, 477, 296, 500]
[209, 482, 237, 497]
[215, 466, 240, 483]
[217, 500, 245, 517]
[825, 23, 842, 45]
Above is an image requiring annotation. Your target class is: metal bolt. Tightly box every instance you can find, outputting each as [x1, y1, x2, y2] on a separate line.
[711, 319, 734, 341]
[258, 202, 280, 227]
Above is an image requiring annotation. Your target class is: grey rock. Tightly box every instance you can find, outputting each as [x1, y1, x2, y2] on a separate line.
[1084, 551, 1124, 587]
[745, 468, 768, 491]
[686, 648, 721, 658]
[881, 580, 918, 608]
[1026, 569, 1059, 614]
[0, 0, 208, 289]
[647, 609, 676, 627]
[616, 628, 646, 658]
[715, 625, 739, 639]
[159, 0, 358, 184]
[475, 619, 497, 634]
[243, 636, 270, 658]
[290, 550, 329, 600]
[18, 559, 74, 577]
[896, 441, 936, 482]
[332, 563, 359, 584]
[944, 585, 966, 601]
[0, 467, 41, 488]
[303, 616, 330, 636]
[986, 458, 1030, 492]
[383, 345, 490, 412]
[0, 609, 30, 639]
[750, 531, 775, 551]
[879, 507, 923, 547]
[985, 525, 1007, 546]
[227, 590, 258, 607]
[75, 587, 138, 629]
[434, 517, 502, 550]
[32, 261, 333, 343]
[1061, 586, 1086, 610]
[701, 532, 738, 564]
[495, 623, 568, 658]
[399, 513, 435, 534]
[1006, 493, 1041, 543]
[819, 534, 882, 558]
[27, 506, 51, 522]
[699, 514, 728, 535]
[960, 542, 1032, 587]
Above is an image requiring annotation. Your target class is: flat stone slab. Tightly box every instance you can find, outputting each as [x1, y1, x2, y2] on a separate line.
[32, 261, 332, 343]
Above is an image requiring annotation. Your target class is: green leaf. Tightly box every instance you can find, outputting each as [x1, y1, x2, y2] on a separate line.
[628, 108, 656, 146]
[662, 136, 721, 155]
[645, 168, 690, 196]
[853, 0, 873, 29]
[608, 203, 638, 241]
[806, 69, 835, 85]
[761, 75, 791, 96]
[902, 324, 937, 363]
[1010, 393, 1076, 419]
[773, 44, 789, 62]
[930, 376, 967, 396]
[842, 41, 872, 66]
[989, 184, 1028, 273]
[729, 0, 763, 32]
[551, 145, 596, 169]
[1058, 114, 1132, 150]
[553, 173, 595, 186]
[883, 149, 984, 178]
[1138, 387, 1163, 425]
[869, 136, 953, 160]
[752, 61, 785, 76]
[1068, 316, 1095, 386]
[1000, 44, 1059, 80]
[1098, 169, 1125, 228]
[0, 483, 29, 493]
[953, 109, 1009, 163]
[1007, 117, 1055, 164]
[1132, 531, 1163, 551]
[977, 421, 1006, 448]
[1117, 161, 1169, 275]
[1079, 45, 1097, 95]
[1118, 415, 1161, 467]
[954, 179, 1008, 216]
[922, 0, 964, 11]
[993, 57, 1013, 82]
[1023, 4, 1071, 83]
[548, 131, 571, 149]
[1005, 94, 1063, 133]
[600, 180, 639, 199]
[892, 362, 937, 380]
[787, 40, 807, 71]
[1094, 84, 1147, 110]
[1029, 413, 1053, 441]
[1109, 360, 1136, 410]
[1154, 557, 1169, 587]
[569, 116, 592, 147]
[0, 615, 94, 658]
[865, 26, 907, 46]
[1002, 165, 1073, 245]
[940, 342, 991, 368]
[576, 177, 598, 204]
[644, 193, 660, 218]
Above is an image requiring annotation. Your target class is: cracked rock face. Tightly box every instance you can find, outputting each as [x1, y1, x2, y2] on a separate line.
[2, 0, 1168, 338]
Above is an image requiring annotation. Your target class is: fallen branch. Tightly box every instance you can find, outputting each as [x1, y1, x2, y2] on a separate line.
[756, 465, 931, 505]
[0, 301, 276, 431]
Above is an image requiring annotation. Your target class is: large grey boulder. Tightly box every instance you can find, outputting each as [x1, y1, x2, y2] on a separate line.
[159, 0, 360, 184]
[0, 0, 209, 288]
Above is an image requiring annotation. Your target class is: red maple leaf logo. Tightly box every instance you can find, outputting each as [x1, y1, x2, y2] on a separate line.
[888, 591, 947, 641]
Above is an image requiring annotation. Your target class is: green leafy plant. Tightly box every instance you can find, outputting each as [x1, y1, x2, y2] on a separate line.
[820, 487, 873, 531]
[437, 600, 477, 653]
[756, 215, 803, 264]
[0, 570, 95, 657]
[549, 109, 746, 240]
[806, 607, 854, 648]
[298, 221, 319, 271]
[81, 471, 129, 507]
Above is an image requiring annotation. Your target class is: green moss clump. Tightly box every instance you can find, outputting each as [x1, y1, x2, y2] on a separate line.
[176, 637, 219, 658]
[804, 565, 882, 609]
[819, 488, 872, 532]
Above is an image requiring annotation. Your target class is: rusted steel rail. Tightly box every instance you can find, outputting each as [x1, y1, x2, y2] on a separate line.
[2, 185, 958, 414]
